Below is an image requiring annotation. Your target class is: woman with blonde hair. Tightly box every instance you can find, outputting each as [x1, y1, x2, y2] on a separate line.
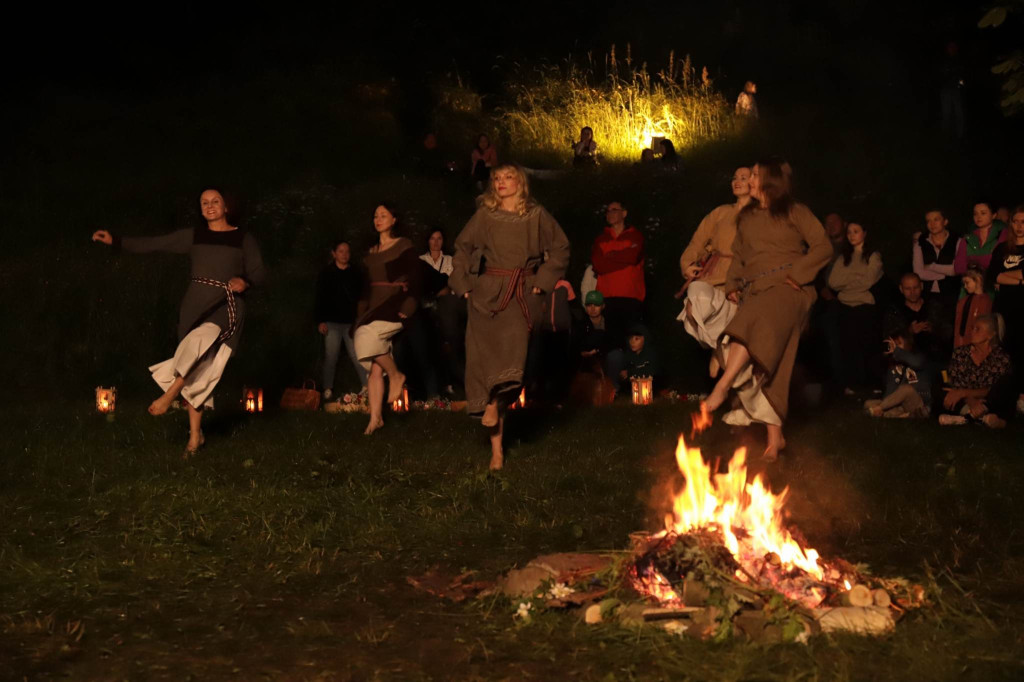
[449, 164, 571, 470]
[702, 159, 832, 460]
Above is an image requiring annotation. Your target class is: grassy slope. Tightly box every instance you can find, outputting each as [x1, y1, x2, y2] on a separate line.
[1, 400, 1023, 680]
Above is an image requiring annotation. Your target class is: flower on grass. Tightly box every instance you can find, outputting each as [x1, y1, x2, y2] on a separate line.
[547, 582, 575, 600]
[514, 602, 533, 621]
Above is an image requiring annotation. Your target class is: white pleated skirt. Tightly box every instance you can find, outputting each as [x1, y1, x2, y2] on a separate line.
[353, 320, 404, 371]
[149, 322, 233, 409]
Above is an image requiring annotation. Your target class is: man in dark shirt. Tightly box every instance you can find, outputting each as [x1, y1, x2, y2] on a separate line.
[883, 273, 951, 362]
[315, 240, 367, 398]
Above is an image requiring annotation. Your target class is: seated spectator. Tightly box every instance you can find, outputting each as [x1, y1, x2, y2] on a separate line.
[865, 328, 933, 418]
[420, 229, 454, 278]
[735, 81, 759, 119]
[572, 126, 599, 167]
[953, 267, 992, 348]
[638, 148, 655, 164]
[882, 272, 950, 361]
[470, 133, 498, 188]
[621, 324, 660, 385]
[913, 208, 961, 304]
[659, 139, 679, 170]
[954, 201, 1006, 276]
[940, 315, 1013, 427]
[315, 240, 367, 400]
[996, 206, 1011, 225]
[988, 206, 1024, 413]
[827, 221, 884, 393]
[575, 290, 625, 387]
[592, 201, 645, 349]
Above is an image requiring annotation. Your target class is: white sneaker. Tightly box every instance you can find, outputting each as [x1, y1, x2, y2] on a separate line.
[323, 388, 333, 401]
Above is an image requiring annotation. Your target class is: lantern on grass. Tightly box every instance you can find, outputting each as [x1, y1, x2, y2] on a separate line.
[95, 386, 117, 413]
[391, 387, 409, 412]
[243, 387, 264, 413]
[631, 376, 654, 406]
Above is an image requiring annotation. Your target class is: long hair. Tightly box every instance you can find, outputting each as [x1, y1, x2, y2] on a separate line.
[745, 157, 794, 218]
[840, 222, 877, 266]
[1007, 206, 1024, 255]
[476, 163, 536, 216]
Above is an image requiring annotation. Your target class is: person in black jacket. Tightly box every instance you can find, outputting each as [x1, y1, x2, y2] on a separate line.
[315, 240, 367, 399]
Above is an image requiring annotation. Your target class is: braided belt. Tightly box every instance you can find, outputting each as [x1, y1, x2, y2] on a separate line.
[191, 277, 237, 343]
[485, 267, 534, 331]
[740, 262, 793, 291]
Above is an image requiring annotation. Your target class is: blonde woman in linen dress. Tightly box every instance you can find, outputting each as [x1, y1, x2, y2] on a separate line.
[702, 159, 832, 460]
[449, 164, 570, 470]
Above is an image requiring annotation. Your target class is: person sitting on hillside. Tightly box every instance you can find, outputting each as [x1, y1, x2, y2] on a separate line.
[470, 133, 498, 188]
[592, 201, 645, 351]
[572, 126, 599, 167]
[882, 272, 950, 362]
[953, 267, 992, 348]
[954, 201, 1006, 277]
[940, 315, 1013, 427]
[575, 290, 624, 385]
[735, 81, 759, 119]
[864, 327, 933, 418]
[638, 148, 655, 164]
[620, 324, 660, 386]
[659, 139, 680, 170]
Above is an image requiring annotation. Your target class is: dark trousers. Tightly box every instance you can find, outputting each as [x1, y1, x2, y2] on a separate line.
[393, 312, 440, 399]
[434, 294, 467, 387]
[602, 297, 644, 350]
[838, 302, 880, 390]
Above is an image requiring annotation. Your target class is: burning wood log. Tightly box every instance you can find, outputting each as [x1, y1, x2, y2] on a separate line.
[641, 606, 701, 621]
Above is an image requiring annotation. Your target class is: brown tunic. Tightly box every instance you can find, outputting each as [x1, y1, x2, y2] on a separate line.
[679, 203, 740, 287]
[723, 204, 832, 420]
[449, 205, 570, 415]
[353, 237, 420, 330]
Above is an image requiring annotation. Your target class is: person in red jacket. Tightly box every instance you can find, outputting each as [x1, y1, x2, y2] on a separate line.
[591, 201, 646, 350]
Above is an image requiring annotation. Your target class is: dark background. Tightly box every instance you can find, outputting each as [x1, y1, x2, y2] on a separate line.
[1, 0, 1021, 398]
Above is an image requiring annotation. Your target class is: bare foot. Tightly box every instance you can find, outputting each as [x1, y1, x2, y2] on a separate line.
[387, 373, 407, 405]
[489, 448, 504, 471]
[183, 431, 205, 459]
[148, 393, 176, 416]
[363, 418, 384, 435]
[481, 401, 499, 427]
[703, 385, 729, 412]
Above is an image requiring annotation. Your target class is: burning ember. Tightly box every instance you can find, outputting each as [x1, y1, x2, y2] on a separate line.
[631, 434, 840, 609]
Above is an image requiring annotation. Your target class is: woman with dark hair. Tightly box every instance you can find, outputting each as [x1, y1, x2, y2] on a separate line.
[572, 126, 598, 166]
[827, 222, 884, 394]
[470, 134, 498, 188]
[91, 188, 266, 456]
[352, 203, 422, 434]
[419, 229, 465, 392]
[659, 139, 679, 170]
[702, 159, 832, 460]
[316, 240, 367, 400]
[954, 201, 1006, 275]
[988, 206, 1024, 412]
[449, 163, 570, 470]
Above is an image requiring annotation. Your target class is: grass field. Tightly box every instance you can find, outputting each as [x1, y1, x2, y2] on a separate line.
[2, 398, 1023, 680]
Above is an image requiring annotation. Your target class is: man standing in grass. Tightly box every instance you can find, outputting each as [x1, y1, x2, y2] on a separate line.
[591, 201, 645, 351]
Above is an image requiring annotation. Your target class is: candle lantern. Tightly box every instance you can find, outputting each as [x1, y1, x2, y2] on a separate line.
[631, 376, 654, 406]
[242, 387, 264, 413]
[391, 386, 409, 412]
[95, 386, 117, 413]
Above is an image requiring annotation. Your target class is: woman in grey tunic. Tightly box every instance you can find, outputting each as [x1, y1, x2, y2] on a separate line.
[92, 189, 266, 456]
[449, 164, 570, 470]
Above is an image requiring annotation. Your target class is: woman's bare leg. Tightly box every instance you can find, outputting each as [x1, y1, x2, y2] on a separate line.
[705, 342, 750, 411]
[373, 353, 406, 404]
[365, 362, 385, 435]
[488, 415, 505, 470]
[184, 402, 204, 458]
[149, 375, 186, 415]
[764, 423, 786, 461]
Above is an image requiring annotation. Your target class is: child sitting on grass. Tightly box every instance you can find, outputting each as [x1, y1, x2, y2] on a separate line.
[620, 324, 660, 386]
[864, 328, 933, 418]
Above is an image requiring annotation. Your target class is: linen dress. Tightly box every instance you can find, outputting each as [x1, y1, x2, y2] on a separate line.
[119, 225, 266, 407]
[352, 237, 420, 370]
[449, 205, 570, 415]
[722, 204, 832, 422]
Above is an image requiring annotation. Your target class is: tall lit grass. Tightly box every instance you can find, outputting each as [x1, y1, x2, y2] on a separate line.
[502, 47, 732, 167]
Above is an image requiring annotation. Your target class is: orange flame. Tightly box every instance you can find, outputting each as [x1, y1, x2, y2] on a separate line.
[664, 435, 823, 581]
[690, 403, 712, 439]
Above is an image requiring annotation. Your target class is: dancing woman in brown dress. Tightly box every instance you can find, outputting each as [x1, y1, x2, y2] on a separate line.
[449, 164, 570, 470]
[702, 159, 832, 460]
